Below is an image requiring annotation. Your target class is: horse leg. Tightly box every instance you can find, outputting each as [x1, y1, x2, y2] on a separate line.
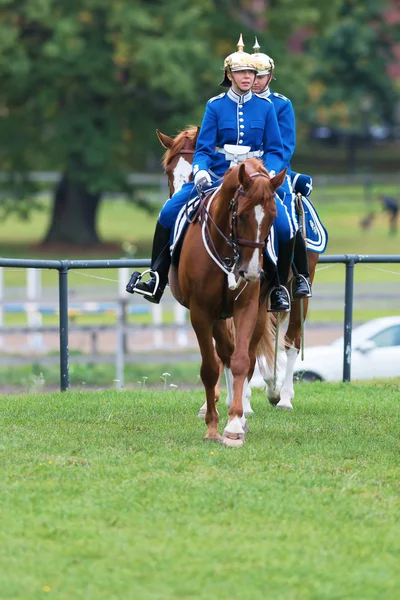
[279, 251, 319, 409]
[239, 304, 270, 417]
[197, 350, 223, 419]
[190, 307, 222, 442]
[212, 319, 253, 420]
[223, 299, 259, 447]
[197, 320, 232, 418]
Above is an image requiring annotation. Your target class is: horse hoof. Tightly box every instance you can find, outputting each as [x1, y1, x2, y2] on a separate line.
[222, 436, 245, 447]
[203, 434, 223, 444]
[268, 397, 280, 406]
[276, 402, 293, 411]
[243, 421, 250, 433]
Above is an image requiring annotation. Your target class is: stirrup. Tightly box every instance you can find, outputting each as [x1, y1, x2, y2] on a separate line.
[289, 274, 312, 300]
[126, 269, 160, 298]
[267, 285, 291, 313]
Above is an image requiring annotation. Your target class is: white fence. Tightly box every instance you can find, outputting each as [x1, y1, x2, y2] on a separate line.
[0, 266, 190, 354]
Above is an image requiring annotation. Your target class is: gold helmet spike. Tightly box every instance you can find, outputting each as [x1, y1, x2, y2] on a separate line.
[219, 35, 257, 87]
[253, 37, 261, 54]
[252, 37, 275, 76]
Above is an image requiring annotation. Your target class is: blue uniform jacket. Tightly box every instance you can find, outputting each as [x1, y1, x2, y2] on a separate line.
[192, 88, 285, 178]
[256, 89, 296, 171]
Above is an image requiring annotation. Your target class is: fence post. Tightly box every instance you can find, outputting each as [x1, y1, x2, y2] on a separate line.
[115, 299, 125, 390]
[342, 257, 355, 383]
[174, 302, 188, 347]
[59, 262, 70, 391]
[0, 267, 3, 349]
[26, 268, 43, 350]
[152, 303, 164, 348]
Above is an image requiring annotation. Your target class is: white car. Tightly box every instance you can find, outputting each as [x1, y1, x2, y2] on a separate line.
[251, 316, 400, 384]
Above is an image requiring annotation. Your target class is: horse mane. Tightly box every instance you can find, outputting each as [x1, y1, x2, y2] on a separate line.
[161, 125, 199, 171]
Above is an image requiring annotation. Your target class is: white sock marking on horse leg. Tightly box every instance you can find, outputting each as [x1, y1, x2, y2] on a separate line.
[224, 416, 245, 435]
[224, 367, 234, 408]
[242, 377, 254, 415]
[277, 346, 298, 409]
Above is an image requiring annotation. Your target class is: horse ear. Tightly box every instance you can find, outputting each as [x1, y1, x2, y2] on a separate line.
[270, 168, 287, 192]
[156, 129, 174, 149]
[238, 163, 252, 189]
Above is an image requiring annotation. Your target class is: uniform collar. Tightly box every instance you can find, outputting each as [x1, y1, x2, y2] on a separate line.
[227, 88, 253, 104]
[257, 87, 271, 98]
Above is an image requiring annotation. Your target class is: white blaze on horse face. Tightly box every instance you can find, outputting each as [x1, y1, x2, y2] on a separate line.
[173, 157, 192, 193]
[246, 205, 265, 280]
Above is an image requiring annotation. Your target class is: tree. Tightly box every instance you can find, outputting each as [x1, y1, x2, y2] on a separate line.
[307, 0, 399, 170]
[0, 0, 213, 245]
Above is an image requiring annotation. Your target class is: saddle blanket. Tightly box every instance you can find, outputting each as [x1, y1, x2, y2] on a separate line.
[171, 192, 328, 264]
[266, 196, 328, 265]
[171, 187, 218, 254]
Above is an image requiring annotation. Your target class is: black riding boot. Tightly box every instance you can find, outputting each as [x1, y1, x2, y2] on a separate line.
[291, 230, 312, 299]
[126, 221, 171, 304]
[267, 237, 295, 312]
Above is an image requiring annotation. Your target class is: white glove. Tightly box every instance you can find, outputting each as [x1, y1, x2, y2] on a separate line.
[194, 169, 211, 192]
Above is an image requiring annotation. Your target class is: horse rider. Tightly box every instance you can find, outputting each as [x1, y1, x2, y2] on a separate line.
[252, 38, 312, 300]
[127, 34, 297, 311]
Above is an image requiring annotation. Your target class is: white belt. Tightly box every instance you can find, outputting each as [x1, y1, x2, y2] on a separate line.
[217, 144, 263, 166]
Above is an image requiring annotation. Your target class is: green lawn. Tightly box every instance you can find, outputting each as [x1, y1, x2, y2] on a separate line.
[1, 385, 399, 599]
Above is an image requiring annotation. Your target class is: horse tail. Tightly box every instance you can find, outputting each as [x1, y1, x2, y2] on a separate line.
[255, 312, 275, 376]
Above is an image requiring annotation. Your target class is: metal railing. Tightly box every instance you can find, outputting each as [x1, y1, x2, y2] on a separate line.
[0, 254, 399, 391]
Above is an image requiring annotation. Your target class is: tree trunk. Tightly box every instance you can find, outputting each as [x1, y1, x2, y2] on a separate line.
[43, 174, 102, 245]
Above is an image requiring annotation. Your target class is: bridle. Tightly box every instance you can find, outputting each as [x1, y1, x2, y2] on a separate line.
[201, 171, 271, 270]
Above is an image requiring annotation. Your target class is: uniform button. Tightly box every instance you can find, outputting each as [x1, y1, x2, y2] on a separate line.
[238, 140, 243, 144]
[239, 132, 244, 137]
[239, 112, 243, 116]
[239, 118, 244, 122]
[240, 125, 244, 129]
[238, 104, 243, 108]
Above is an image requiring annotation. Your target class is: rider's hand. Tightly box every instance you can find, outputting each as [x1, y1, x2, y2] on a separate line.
[194, 169, 211, 194]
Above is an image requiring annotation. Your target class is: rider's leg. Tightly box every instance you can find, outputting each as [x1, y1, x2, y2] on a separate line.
[126, 182, 194, 303]
[291, 229, 312, 299]
[267, 192, 297, 312]
[128, 220, 171, 304]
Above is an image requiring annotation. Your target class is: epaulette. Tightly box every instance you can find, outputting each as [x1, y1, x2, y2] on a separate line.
[273, 92, 290, 102]
[209, 93, 225, 103]
[257, 95, 272, 104]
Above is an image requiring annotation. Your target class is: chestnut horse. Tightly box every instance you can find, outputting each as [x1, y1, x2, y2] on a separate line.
[168, 157, 285, 445]
[157, 126, 320, 411]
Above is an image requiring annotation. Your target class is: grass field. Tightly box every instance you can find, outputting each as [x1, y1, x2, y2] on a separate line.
[1, 384, 399, 599]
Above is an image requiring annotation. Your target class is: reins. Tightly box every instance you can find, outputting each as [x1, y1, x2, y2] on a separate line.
[204, 171, 270, 253]
[199, 171, 271, 288]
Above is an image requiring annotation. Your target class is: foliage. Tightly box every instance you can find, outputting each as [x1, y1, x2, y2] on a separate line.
[0, 0, 213, 207]
[308, 0, 400, 131]
[1, 385, 400, 598]
[0, 0, 398, 225]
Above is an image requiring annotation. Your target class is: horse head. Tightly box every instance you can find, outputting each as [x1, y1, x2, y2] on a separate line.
[156, 126, 199, 197]
[220, 158, 286, 283]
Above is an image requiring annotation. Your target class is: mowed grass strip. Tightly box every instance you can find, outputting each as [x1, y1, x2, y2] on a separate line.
[1, 384, 399, 599]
